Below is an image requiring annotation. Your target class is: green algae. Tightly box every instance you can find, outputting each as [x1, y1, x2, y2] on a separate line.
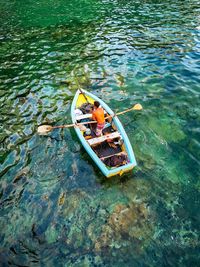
[147, 116, 186, 143]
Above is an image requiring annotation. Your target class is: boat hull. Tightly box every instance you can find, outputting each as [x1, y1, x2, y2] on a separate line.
[71, 89, 137, 177]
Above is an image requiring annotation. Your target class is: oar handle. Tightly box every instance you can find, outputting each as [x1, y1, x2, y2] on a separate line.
[115, 107, 135, 116]
[51, 120, 97, 129]
[51, 124, 74, 129]
[105, 104, 142, 119]
[104, 107, 133, 120]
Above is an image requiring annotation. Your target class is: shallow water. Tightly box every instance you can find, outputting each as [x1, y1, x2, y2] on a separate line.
[0, 0, 200, 266]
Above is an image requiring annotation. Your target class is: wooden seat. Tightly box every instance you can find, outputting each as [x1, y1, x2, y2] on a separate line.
[76, 111, 107, 121]
[87, 131, 121, 146]
[100, 152, 127, 160]
[76, 113, 93, 120]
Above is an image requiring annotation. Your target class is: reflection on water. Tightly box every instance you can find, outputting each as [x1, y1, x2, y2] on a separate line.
[0, 0, 200, 266]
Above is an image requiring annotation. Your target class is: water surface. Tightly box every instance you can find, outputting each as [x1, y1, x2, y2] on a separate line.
[0, 0, 200, 266]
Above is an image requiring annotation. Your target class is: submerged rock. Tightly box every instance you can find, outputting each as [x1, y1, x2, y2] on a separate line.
[114, 73, 125, 87]
[13, 166, 30, 183]
[58, 192, 65, 206]
[94, 201, 153, 254]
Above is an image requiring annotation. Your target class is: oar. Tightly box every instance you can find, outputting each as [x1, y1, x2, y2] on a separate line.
[37, 103, 143, 134]
[37, 121, 97, 134]
[105, 103, 142, 119]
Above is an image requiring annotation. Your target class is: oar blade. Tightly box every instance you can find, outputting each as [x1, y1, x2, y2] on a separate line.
[37, 125, 53, 134]
[133, 103, 143, 110]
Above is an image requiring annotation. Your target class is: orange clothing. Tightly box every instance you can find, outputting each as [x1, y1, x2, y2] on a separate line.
[92, 107, 105, 124]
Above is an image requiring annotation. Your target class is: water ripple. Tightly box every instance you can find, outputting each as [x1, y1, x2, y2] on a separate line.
[1, 0, 200, 266]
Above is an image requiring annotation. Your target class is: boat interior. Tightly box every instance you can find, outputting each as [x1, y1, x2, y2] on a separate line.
[75, 95, 129, 168]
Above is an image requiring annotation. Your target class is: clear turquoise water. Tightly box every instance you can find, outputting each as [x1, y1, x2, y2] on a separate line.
[0, 0, 200, 266]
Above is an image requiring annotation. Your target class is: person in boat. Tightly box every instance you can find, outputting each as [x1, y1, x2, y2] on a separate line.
[92, 101, 105, 136]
